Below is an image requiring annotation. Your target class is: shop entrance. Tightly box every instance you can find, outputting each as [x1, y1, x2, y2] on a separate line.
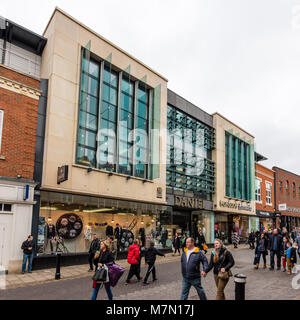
[172, 210, 191, 237]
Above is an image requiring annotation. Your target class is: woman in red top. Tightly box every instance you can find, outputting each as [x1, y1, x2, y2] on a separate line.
[126, 239, 142, 284]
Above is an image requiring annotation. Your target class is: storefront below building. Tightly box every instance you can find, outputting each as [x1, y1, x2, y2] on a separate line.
[214, 212, 257, 244]
[256, 210, 276, 232]
[33, 191, 172, 269]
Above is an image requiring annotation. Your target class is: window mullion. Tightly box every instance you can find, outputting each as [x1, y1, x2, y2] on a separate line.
[147, 89, 152, 180]
[132, 81, 138, 177]
[116, 71, 122, 173]
[96, 60, 104, 169]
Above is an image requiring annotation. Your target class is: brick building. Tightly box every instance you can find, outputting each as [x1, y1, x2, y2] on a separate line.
[0, 17, 46, 273]
[273, 166, 300, 232]
[255, 163, 276, 231]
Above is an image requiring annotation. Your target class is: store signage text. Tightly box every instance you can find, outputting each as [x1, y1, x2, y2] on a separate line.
[175, 196, 203, 209]
[278, 203, 300, 214]
[219, 200, 252, 212]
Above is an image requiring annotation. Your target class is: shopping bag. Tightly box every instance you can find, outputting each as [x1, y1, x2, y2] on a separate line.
[106, 262, 126, 287]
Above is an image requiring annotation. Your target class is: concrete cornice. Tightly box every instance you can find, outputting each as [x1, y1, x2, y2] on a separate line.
[43, 7, 168, 83]
[0, 75, 41, 100]
[212, 112, 255, 139]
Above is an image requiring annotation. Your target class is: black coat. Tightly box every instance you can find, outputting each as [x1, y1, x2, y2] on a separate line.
[145, 246, 164, 265]
[255, 237, 268, 254]
[89, 238, 100, 254]
[205, 247, 235, 275]
[249, 232, 256, 242]
[173, 237, 181, 249]
[268, 234, 283, 251]
[181, 247, 208, 280]
[99, 250, 115, 265]
[21, 240, 36, 255]
[198, 234, 206, 245]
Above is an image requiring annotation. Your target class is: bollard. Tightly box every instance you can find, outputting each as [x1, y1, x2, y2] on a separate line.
[234, 274, 247, 300]
[55, 252, 62, 280]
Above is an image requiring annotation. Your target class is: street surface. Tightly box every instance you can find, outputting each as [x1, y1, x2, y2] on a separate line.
[1, 247, 300, 300]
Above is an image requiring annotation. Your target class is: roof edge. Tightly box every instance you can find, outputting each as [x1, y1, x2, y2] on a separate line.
[212, 112, 255, 138]
[43, 7, 168, 82]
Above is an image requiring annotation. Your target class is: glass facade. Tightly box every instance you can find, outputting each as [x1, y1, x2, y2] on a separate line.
[166, 104, 215, 197]
[225, 131, 252, 200]
[37, 191, 169, 255]
[77, 56, 100, 168]
[76, 49, 158, 180]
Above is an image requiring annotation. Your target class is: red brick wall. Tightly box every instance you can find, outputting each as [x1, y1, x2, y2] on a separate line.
[0, 75, 39, 180]
[273, 167, 300, 216]
[0, 65, 40, 89]
[255, 163, 275, 213]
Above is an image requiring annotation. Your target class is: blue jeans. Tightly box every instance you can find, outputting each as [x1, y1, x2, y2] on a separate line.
[91, 283, 113, 300]
[254, 251, 267, 265]
[22, 253, 33, 273]
[180, 277, 207, 300]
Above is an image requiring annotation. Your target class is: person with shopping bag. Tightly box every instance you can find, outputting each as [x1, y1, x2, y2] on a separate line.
[204, 239, 235, 300]
[91, 240, 114, 300]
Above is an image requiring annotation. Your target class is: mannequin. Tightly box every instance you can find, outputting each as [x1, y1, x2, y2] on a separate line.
[47, 223, 56, 253]
[139, 227, 146, 247]
[106, 224, 114, 237]
[114, 223, 123, 251]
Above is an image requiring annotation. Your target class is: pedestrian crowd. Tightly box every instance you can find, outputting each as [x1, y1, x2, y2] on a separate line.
[18, 226, 300, 301]
[250, 227, 300, 275]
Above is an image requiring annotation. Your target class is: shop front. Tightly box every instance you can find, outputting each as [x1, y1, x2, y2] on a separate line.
[166, 194, 214, 245]
[256, 210, 276, 232]
[32, 191, 170, 270]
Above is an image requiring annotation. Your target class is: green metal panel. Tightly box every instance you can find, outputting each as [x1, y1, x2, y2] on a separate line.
[235, 138, 239, 198]
[151, 84, 161, 179]
[241, 142, 245, 200]
[246, 144, 250, 200]
[228, 134, 233, 197]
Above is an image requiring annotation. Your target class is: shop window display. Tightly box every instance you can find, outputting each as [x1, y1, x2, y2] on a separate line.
[38, 199, 172, 255]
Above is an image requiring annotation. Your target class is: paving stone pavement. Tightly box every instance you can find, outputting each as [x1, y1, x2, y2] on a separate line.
[1, 245, 299, 300]
[1, 250, 185, 290]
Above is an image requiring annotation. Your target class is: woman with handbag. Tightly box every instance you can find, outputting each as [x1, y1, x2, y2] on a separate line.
[254, 232, 269, 269]
[91, 240, 114, 300]
[204, 239, 235, 300]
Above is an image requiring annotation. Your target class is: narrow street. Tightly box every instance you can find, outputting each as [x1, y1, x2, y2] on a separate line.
[1, 247, 299, 300]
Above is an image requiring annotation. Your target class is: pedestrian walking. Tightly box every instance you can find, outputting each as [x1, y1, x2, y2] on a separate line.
[143, 242, 165, 285]
[21, 235, 36, 274]
[285, 241, 297, 275]
[181, 233, 187, 249]
[254, 233, 268, 269]
[88, 234, 100, 272]
[205, 239, 235, 300]
[268, 229, 283, 270]
[91, 240, 114, 300]
[281, 236, 289, 272]
[172, 233, 181, 256]
[125, 239, 142, 284]
[107, 236, 118, 261]
[198, 229, 208, 254]
[248, 230, 256, 250]
[180, 238, 208, 300]
[137, 240, 143, 276]
[232, 231, 239, 248]
[296, 234, 300, 259]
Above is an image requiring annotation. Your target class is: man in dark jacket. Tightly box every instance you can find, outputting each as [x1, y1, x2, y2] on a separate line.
[88, 234, 100, 271]
[248, 230, 256, 250]
[180, 238, 208, 300]
[268, 229, 283, 270]
[172, 233, 181, 256]
[143, 242, 165, 285]
[21, 235, 36, 274]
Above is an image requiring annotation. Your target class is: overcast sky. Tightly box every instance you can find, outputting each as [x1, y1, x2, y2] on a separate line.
[1, 0, 299, 174]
